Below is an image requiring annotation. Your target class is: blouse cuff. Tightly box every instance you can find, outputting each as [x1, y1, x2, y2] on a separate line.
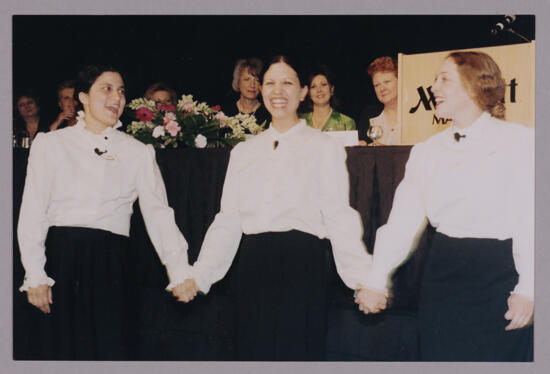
[512, 282, 534, 302]
[364, 267, 390, 293]
[188, 266, 213, 295]
[19, 275, 55, 292]
[164, 252, 192, 291]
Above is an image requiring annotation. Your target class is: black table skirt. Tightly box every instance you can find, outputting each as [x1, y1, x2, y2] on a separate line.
[13, 145, 428, 361]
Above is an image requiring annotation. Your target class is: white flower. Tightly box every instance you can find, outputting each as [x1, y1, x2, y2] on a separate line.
[152, 126, 166, 138]
[128, 98, 156, 111]
[194, 134, 207, 148]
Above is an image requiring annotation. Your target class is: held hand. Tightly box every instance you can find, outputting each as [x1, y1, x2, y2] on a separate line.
[26, 284, 53, 314]
[504, 293, 534, 331]
[172, 278, 199, 303]
[354, 287, 388, 315]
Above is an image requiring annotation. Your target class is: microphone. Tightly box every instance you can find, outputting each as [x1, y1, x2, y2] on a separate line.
[273, 140, 279, 150]
[491, 14, 516, 36]
[94, 147, 107, 156]
[454, 133, 466, 142]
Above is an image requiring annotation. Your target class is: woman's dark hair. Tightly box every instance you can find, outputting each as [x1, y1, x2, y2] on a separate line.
[260, 54, 307, 87]
[303, 64, 341, 111]
[75, 65, 124, 99]
[14, 89, 40, 118]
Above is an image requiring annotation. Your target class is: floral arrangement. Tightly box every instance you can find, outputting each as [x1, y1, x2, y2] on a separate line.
[126, 94, 265, 148]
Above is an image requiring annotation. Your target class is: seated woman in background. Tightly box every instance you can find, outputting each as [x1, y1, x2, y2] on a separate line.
[14, 91, 50, 146]
[223, 57, 270, 127]
[299, 64, 356, 131]
[357, 56, 400, 145]
[144, 82, 178, 107]
[49, 80, 79, 131]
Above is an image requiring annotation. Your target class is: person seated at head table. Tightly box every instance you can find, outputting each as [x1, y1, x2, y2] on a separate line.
[14, 90, 50, 146]
[357, 56, 399, 146]
[144, 82, 177, 107]
[299, 64, 356, 132]
[222, 57, 270, 128]
[49, 80, 79, 131]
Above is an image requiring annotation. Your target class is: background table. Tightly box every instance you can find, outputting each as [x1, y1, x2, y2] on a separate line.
[13, 146, 431, 361]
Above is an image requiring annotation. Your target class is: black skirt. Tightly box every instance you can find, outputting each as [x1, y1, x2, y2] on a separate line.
[418, 232, 533, 361]
[26, 226, 138, 360]
[235, 230, 331, 361]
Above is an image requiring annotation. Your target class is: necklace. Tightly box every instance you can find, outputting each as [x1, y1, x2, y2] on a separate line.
[237, 98, 260, 115]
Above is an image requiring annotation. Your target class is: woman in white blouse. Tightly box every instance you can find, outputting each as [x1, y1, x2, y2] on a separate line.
[355, 51, 534, 361]
[177, 55, 373, 360]
[18, 65, 192, 359]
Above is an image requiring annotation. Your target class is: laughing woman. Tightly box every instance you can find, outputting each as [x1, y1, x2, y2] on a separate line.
[175, 55, 372, 361]
[18, 65, 192, 360]
[355, 52, 534, 361]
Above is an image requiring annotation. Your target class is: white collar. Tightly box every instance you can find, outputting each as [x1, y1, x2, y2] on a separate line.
[266, 119, 306, 142]
[75, 110, 122, 136]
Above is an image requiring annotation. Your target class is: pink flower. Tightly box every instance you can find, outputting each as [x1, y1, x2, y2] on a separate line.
[158, 104, 176, 112]
[136, 107, 154, 122]
[211, 105, 221, 111]
[183, 103, 193, 112]
[215, 111, 227, 126]
[165, 120, 181, 136]
[163, 112, 177, 124]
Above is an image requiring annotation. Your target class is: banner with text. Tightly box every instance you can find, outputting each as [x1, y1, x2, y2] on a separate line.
[397, 42, 535, 145]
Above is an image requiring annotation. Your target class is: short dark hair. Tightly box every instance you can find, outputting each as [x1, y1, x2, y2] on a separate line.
[75, 65, 124, 99]
[14, 89, 40, 111]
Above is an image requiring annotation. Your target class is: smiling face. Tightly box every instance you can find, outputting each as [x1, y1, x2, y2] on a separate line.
[431, 58, 481, 123]
[151, 90, 173, 106]
[17, 96, 39, 119]
[79, 71, 126, 131]
[372, 71, 398, 106]
[309, 74, 333, 106]
[58, 87, 77, 113]
[261, 61, 308, 123]
[238, 67, 261, 100]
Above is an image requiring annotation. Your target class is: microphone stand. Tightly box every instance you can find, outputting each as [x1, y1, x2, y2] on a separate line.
[506, 28, 530, 43]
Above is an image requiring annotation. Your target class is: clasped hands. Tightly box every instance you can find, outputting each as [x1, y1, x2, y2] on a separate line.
[171, 278, 199, 303]
[354, 286, 388, 315]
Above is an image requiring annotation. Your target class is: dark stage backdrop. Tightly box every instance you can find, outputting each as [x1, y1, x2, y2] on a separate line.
[13, 15, 535, 122]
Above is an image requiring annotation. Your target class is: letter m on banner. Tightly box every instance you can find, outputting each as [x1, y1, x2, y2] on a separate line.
[409, 86, 436, 114]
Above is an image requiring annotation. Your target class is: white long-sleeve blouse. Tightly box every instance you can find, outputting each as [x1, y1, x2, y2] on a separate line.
[190, 120, 373, 294]
[365, 112, 534, 300]
[17, 115, 191, 291]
